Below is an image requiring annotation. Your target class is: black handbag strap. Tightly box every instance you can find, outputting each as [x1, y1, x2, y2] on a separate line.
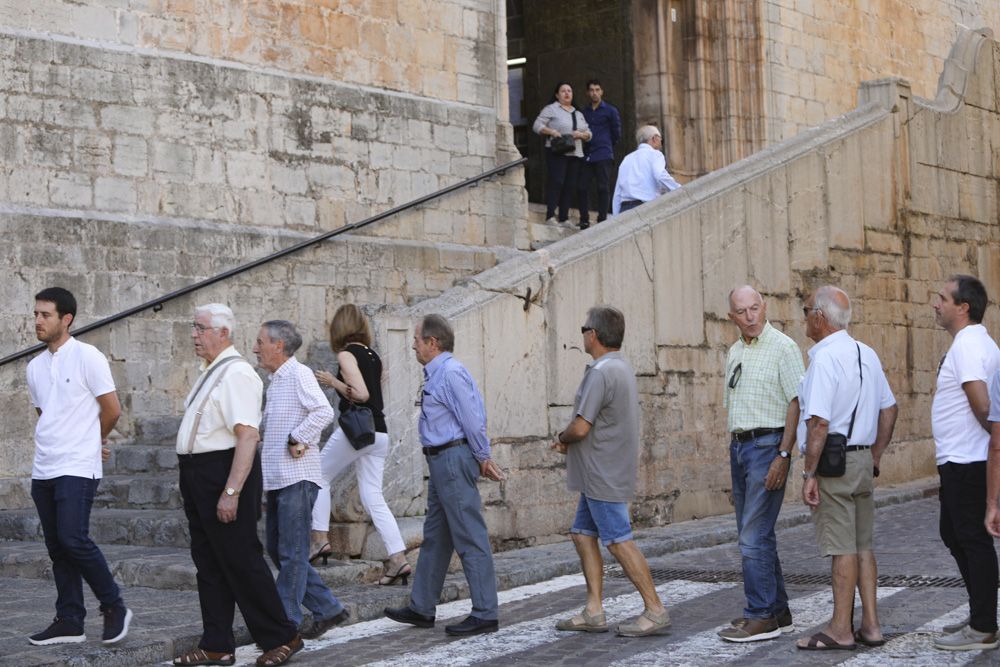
[846, 343, 862, 440]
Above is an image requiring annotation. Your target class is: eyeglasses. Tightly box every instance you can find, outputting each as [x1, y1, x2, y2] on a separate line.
[802, 306, 821, 317]
[581, 326, 593, 334]
[728, 363, 742, 389]
[191, 322, 218, 333]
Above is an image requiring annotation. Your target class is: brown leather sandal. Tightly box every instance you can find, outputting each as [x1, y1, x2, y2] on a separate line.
[255, 635, 303, 666]
[173, 648, 235, 666]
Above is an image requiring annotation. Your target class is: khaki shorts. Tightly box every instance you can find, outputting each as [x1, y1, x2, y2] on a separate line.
[814, 449, 874, 556]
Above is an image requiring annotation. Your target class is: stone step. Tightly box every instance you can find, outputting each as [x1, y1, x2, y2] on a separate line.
[0, 541, 382, 592]
[105, 443, 180, 475]
[0, 508, 191, 548]
[527, 219, 578, 249]
[94, 474, 182, 510]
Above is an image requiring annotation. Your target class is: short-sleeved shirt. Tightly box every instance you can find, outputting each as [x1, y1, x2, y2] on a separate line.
[724, 322, 804, 433]
[933, 324, 1000, 464]
[27, 336, 116, 480]
[566, 351, 640, 503]
[796, 330, 896, 452]
[176, 346, 262, 455]
[261, 356, 334, 492]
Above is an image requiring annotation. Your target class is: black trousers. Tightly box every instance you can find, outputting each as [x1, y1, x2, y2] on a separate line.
[544, 149, 581, 221]
[938, 461, 998, 633]
[178, 449, 297, 653]
[577, 159, 612, 223]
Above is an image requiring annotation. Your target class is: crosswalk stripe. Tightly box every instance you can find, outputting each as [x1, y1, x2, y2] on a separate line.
[837, 602, 976, 667]
[609, 587, 906, 665]
[226, 573, 591, 665]
[362, 579, 734, 667]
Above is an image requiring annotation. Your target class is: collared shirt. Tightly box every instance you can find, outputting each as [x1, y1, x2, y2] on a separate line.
[176, 346, 262, 455]
[27, 336, 116, 480]
[581, 101, 622, 163]
[260, 356, 334, 492]
[796, 330, 896, 452]
[724, 322, 804, 433]
[532, 101, 590, 158]
[418, 352, 491, 461]
[566, 351, 640, 503]
[934, 324, 1000, 464]
[612, 143, 681, 214]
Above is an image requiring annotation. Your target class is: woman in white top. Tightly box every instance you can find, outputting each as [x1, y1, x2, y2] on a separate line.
[533, 82, 591, 226]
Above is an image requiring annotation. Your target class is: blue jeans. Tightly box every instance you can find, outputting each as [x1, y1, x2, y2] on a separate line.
[266, 481, 344, 627]
[729, 432, 789, 619]
[31, 475, 122, 626]
[570, 494, 633, 546]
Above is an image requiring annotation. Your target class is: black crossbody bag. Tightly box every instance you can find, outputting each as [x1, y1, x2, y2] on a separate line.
[817, 344, 862, 478]
[550, 108, 577, 154]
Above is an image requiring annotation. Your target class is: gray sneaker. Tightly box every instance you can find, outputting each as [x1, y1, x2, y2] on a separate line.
[730, 608, 793, 634]
[934, 625, 999, 651]
[942, 616, 970, 635]
[719, 617, 781, 643]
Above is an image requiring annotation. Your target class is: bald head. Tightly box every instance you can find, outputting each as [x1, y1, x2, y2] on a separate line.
[728, 285, 767, 341]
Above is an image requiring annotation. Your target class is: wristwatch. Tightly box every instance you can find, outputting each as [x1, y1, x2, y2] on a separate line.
[801, 471, 816, 480]
[776, 450, 791, 460]
[224, 487, 240, 497]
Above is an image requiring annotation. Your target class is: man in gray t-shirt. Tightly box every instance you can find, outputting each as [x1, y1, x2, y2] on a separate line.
[552, 306, 669, 638]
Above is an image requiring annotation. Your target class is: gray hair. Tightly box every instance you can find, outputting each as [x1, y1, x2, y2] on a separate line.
[262, 319, 302, 357]
[419, 314, 454, 352]
[194, 303, 235, 335]
[814, 286, 851, 330]
[585, 305, 625, 348]
[636, 125, 661, 145]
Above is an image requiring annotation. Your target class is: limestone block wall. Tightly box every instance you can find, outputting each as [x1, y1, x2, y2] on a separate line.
[0, 206, 514, 480]
[0, 29, 526, 248]
[763, 0, 1000, 142]
[371, 30, 999, 546]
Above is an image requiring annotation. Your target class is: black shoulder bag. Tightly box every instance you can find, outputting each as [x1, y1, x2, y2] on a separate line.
[550, 109, 577, 154]
[817, 343, 862, 478]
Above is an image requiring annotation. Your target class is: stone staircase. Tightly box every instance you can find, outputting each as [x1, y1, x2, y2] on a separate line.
[524, 202, 579, 249]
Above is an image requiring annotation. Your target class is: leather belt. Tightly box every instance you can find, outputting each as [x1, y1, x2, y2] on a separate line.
[846, 445, 872, 452]
[423, 438, 467, 457]
[731, 427, 784, 443]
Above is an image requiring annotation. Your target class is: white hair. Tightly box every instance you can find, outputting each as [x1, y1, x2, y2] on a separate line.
[194, 303, 235, 335]
[636, 125, 661, 144]
[814, 286, 851, 329]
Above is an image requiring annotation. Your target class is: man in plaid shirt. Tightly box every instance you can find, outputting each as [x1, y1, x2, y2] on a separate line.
[717, 286, 804, 643]
[254, 320, 348, 642]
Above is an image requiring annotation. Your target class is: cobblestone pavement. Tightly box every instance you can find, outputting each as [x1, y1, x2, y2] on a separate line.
[5, 490, 1000, 666]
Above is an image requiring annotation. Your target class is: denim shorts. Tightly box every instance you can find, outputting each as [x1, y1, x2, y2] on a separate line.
[570, 494, 633, 546]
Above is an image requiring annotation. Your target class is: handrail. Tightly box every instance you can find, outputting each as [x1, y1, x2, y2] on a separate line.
[0, 157, 527, 368]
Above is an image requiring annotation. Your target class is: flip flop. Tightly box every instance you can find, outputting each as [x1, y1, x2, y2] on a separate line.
[854, 629, 887, 647]
[797, 631, 857, 651]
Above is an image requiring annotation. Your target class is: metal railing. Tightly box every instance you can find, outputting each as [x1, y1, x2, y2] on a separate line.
[0, 157, 527, 368]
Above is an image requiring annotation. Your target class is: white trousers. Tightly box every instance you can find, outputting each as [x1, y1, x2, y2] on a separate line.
[310, 428, 406, 556]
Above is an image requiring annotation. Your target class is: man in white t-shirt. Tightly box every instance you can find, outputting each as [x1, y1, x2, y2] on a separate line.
[26, 287, 132, 646]
[930, 275, 1000, 651]
[796, 286, 897, 652]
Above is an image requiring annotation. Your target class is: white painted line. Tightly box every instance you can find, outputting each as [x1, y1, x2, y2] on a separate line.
[610, 586, 906, 666]
[224, 573, 590, 665]
[838, 602, 977, 667]
[361, 579, 734, 667]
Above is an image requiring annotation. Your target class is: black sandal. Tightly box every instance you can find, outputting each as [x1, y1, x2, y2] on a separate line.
[379, 562, 412, 586]
[309, 542, 332, 566]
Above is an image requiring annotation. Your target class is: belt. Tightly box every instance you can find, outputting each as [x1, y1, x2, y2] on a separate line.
[846, 445, 872, 452]
[177, 449, 235, 462]
[423, 438, 467, 457]
[731, 427, 783, 443]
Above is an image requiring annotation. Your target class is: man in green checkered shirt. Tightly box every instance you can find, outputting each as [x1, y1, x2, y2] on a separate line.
[717, 286, 804, 644]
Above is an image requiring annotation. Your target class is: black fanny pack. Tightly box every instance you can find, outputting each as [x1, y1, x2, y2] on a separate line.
[817, 343, 862, 478]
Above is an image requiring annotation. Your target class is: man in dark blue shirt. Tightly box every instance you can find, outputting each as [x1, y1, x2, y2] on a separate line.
[578, 80, 622, 229]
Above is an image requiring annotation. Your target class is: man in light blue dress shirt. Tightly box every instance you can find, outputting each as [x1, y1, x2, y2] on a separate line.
[384, 314, 505, 637]
[611, 125, 681, 215]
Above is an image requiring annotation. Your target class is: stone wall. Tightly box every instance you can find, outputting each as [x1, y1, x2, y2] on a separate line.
[365, 30, 1000, 548]
[762, 0, 1000, 142]
[0, 0, 504, 106]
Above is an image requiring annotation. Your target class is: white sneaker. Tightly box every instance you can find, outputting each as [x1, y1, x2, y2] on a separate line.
[934, 624, 999, 651]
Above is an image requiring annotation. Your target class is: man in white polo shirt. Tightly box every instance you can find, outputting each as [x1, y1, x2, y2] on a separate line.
[796, 286, 897, 652]
[930, 274, 1000, 651]
[26, 287, 132, 646]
